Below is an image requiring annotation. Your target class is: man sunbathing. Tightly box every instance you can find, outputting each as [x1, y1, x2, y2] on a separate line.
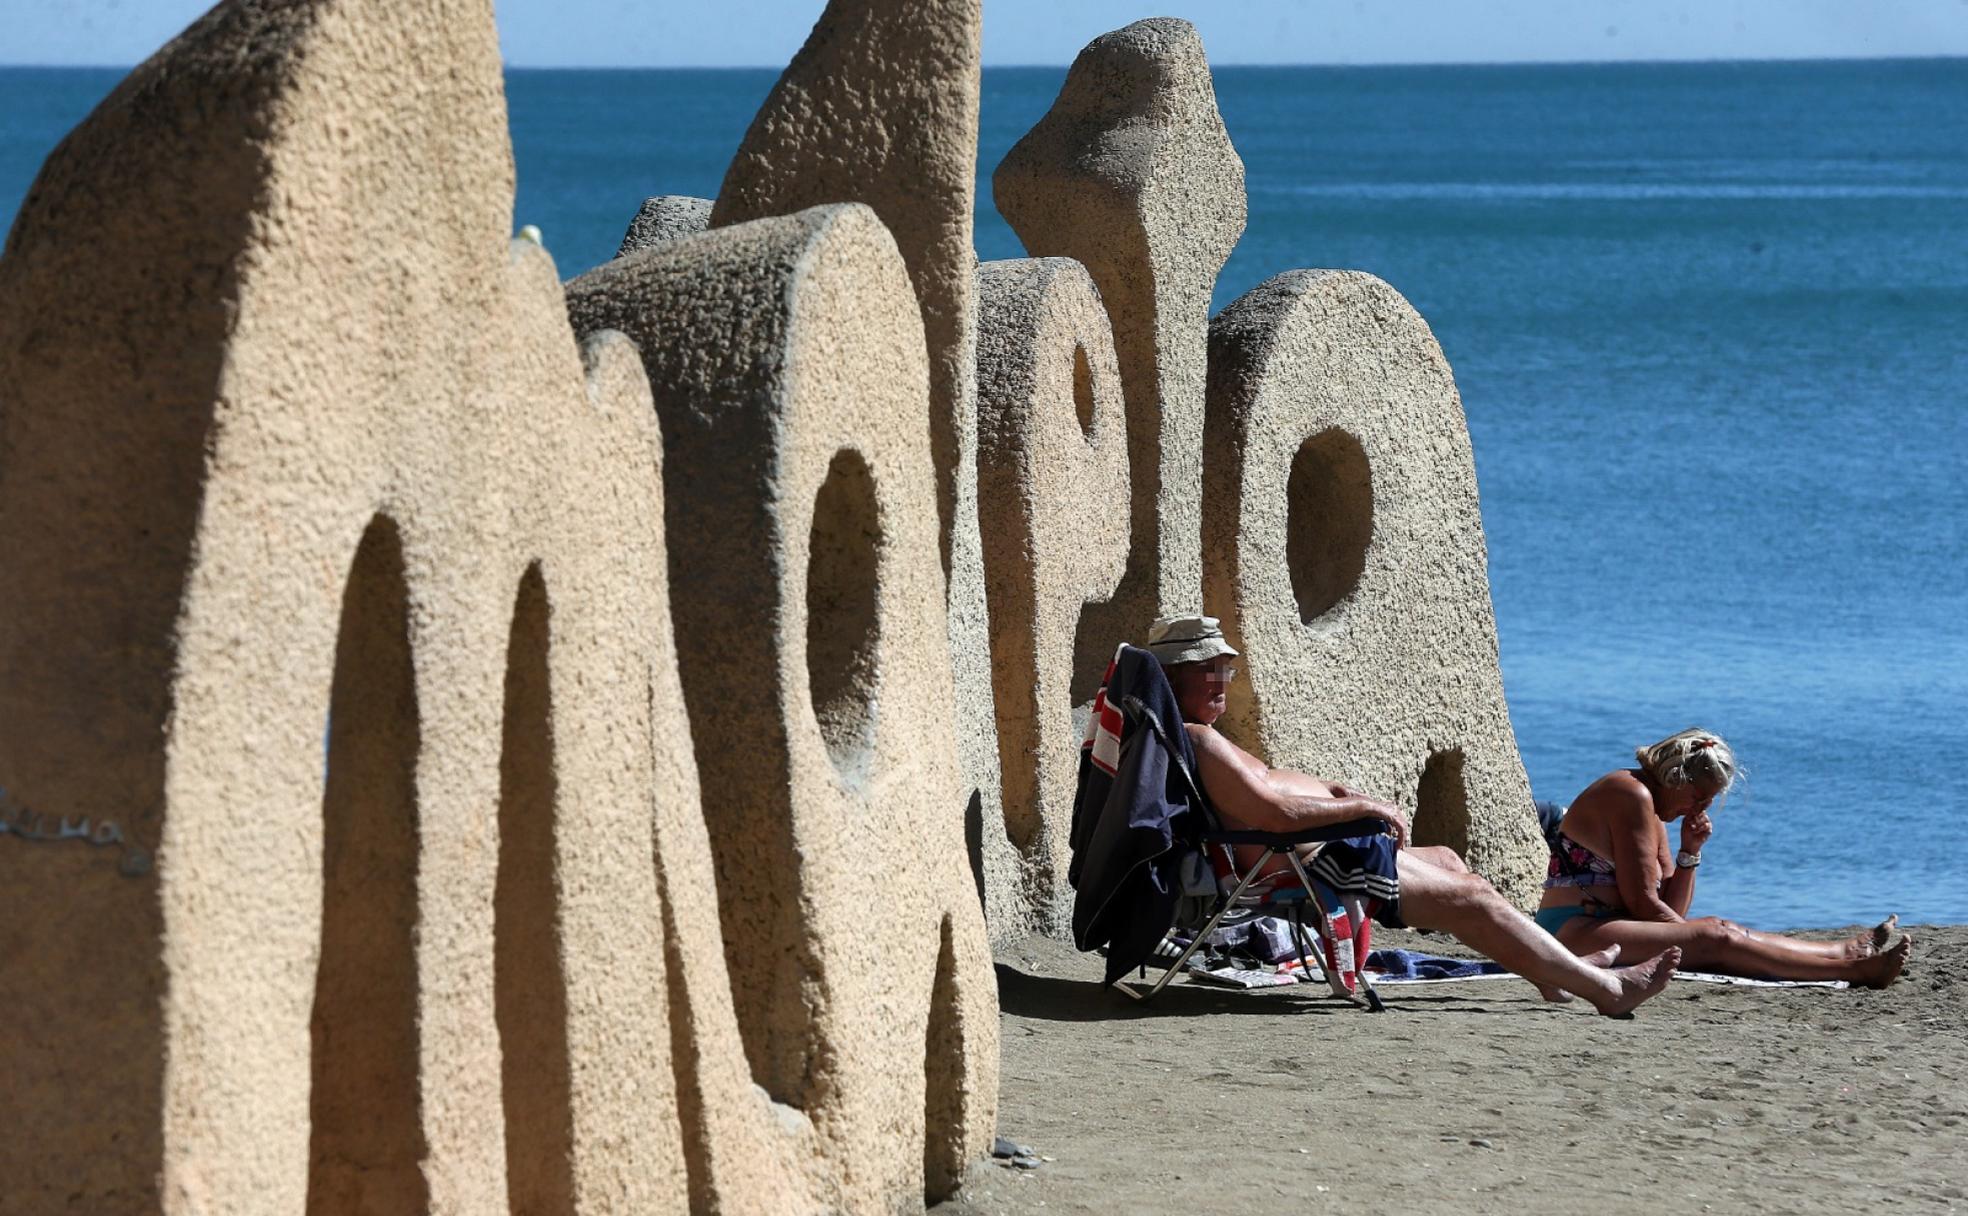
[1146, 614, 1681, 1016]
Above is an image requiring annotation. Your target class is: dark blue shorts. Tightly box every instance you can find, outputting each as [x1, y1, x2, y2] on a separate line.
[1308, 833, 1405, 928]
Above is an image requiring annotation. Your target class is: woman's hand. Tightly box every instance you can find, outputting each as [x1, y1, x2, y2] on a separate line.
[1681, 810, 1714, 854]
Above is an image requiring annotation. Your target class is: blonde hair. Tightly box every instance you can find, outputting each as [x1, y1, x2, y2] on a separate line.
[1635, 728, 1738, 795]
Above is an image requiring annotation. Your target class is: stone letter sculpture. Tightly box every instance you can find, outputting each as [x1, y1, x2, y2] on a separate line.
[974, 257, 1131, 929]
[1202, 270, 1546, 901]
[617, 194, 713, 256]
[565, 203, 998, 1205]
[994, 18, 1247, 708]
[709, 0, 1012, 939]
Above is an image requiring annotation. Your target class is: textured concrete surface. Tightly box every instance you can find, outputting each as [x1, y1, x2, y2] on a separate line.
[565, 203, 999, 1207]
[710, 0, 1008, 925]
[616, 194, 713, 257]
[975, 257, 1130, 934]
[0, 2, 992, 1212]
[1202, 269, 1546, 905]
[994, 18, 1246, 709]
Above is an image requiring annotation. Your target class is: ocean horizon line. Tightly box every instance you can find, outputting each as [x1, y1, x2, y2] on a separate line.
[3, 52, 1964, 72]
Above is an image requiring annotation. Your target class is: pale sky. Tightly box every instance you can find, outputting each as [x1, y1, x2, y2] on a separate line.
[7, 0, 1968, 67]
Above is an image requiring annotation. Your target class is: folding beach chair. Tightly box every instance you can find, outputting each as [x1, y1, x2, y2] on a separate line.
[1067, 644, 1394, 1012]
[1151, 816, 1393, 1011]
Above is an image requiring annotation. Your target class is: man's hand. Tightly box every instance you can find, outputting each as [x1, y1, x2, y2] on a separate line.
[1372, 800, 1410, 850]
[1681, 810, 1713, 854]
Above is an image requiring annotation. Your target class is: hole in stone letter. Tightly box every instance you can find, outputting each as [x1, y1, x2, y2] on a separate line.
[1072, 342, 1096, 439]
[1286, 427, 1373, 624]
[1414, 747, 1471, 857]
[309, 516, 428, 1216]
[806, 448, 882, 787]
[494, 564, 575, 1216]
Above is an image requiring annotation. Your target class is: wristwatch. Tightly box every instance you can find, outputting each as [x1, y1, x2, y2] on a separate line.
[1675, 849, 1702, 869]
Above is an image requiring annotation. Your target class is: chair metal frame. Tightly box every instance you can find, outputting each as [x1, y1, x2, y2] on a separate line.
[1107, 691, 1390, 1011]
[1115, 826, 1388, 1012]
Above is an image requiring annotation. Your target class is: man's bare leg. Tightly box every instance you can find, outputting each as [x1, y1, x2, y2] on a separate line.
[1534, 944, 1620, 1004]
[1400, 843, 1615, 1002]
[1407, 845, 1467, 874]
[1394, 851, 1679, 1016]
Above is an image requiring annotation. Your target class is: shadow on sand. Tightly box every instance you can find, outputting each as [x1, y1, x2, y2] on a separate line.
[995, 961, 1532, 1023]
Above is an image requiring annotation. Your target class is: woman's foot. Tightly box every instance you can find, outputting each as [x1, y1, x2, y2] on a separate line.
[1841, 915, 1901, 960]
[1589, 947, 1681, 1017]
[1855, 934, 1911, 989]
[1870, 915, 1900, 951]
[1536, 944, 1621, 1004]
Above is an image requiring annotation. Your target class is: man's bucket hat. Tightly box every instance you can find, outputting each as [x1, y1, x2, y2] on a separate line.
[1144, 614, 1240, 667]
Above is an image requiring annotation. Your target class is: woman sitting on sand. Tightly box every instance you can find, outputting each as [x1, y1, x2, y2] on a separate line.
[1535, 729, 1910, 987]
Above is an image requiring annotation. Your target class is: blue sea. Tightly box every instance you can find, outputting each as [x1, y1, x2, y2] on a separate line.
[4, 59, 1964, 930]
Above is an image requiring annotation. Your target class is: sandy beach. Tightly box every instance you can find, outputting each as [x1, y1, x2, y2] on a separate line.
[940, 925, 1967, 1214]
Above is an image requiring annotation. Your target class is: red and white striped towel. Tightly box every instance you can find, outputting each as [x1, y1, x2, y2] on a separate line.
[1080, 645, 1126, 776]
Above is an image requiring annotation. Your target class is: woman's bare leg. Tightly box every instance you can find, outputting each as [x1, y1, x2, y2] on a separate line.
[1724, 917, 1897, 961]
[1558, 915, 1910, 988]
[1394, 851, 1679, 1016]
[1810, 916, 1902, 961]
[1762, 916, 1899, 961]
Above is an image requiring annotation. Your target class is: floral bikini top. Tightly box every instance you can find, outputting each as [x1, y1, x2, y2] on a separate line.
[1544, 829, 1619, 890]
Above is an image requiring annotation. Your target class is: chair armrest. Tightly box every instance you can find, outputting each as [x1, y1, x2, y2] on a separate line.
[1199, 819, 1388, 847]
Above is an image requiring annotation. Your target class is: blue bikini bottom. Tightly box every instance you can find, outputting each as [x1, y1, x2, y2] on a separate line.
[1533, 904, 1614, 936]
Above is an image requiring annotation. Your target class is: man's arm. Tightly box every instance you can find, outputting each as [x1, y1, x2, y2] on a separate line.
[1186, 724, 1409, 848]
